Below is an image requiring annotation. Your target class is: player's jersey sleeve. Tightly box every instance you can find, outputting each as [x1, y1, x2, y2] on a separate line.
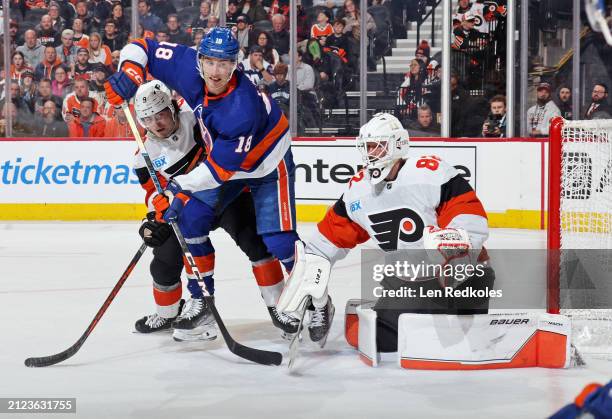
[436, 173, 488, 249]
[306, 196, 370, 265]
[133, 148, 168, 211]
[118, 39, 202, 107]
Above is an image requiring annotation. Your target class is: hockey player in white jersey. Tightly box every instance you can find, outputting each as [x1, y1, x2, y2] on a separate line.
[131, 80, 299, 341]
[278, 113, 490, 348]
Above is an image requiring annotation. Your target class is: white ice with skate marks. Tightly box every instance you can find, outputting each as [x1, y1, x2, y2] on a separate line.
[1, 222, 611, 419]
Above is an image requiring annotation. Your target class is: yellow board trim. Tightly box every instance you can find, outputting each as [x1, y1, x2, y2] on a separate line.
[0, 204, 547, 230]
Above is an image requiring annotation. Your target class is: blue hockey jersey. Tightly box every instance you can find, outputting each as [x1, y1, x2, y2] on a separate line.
[119, 38, 291, 192]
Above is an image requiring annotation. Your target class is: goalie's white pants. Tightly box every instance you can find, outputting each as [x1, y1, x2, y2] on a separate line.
[345, 300, 572, 369]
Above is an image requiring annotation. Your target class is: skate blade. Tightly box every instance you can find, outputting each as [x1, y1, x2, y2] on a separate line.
[288, 296, 311, 371]
[315, 303, 335, 349]
[172, 326, 218, 342]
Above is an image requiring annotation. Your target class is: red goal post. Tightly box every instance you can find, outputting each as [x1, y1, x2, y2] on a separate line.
[547, 116, 612, 357]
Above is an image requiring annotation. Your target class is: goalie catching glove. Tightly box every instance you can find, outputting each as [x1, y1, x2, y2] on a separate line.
[276, 241, 332, 313]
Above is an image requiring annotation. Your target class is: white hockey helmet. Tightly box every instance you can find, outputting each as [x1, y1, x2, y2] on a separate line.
[134, 80, 175, 128]
[356, 112, 410, 184]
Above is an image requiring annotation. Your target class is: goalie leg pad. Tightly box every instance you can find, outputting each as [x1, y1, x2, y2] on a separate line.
[397, 312, 571, 370]
[357, 305, 379, 367]
[344, 299, 376, 348]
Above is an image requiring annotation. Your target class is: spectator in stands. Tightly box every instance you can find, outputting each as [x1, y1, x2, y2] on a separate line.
[415, 41, 431, 66]
[8, 19, 20, 53]
[337, 0, 376, 36]
[32, 78, 63, 115]
[226, 1, 241, 27]
[238, 45, 275, 86]
[527, 82, 560, 137]
[192, 1, 212, 30]
[2, 80, 32, 118]
[89, 63, 109, 111]
[584, 83, 611, 120]
[191, 29, 205, 48]
[17, 30, 46, 69]
[294, 49, 319, 131]
[455, 0, 473, 16]
[105, 104, 145, 137]
[311, 10, 333, 39]
[295, 49, 315, 93]
[407, 104, 440, 136]
[73, 48, 94, 80]
[20, 72, 38, 110]
[37, 15, 59, 47]
[151, 0, 177, 25]
[102, 20, 126, 52]
[325, 19, 351, 66]
[111, 3, 130, 36]
[167, 14, 191, 45]
[63, 78, 99, 122]
[110, 50, 121, 72]
[255, 31, 280, 67]
[89, 0, 112, 32]
[33, 99, 69, 137]
[554, 85, 573, 120]
[68, 97, 106, 137]
[138, 0, 163, 32]
[10, 52, 34, 85]
[52, 65, 72, 97]
[56, 29, 78, 66]
[72, 18, 90, 49]
[156, 29, 170, 43]
[235, 15, 251, 56]
[75, 1, 94, 34]
[296, 2, 310, 44]
[0, 102, 35, 137]
[398, 59, 427, 120]
[452, 11, 484, 50]
[268, 63, 289, 116]
[206, 16, 220, 33]
[35, 46, 62, 81]
[481, 94, 507, 137]
[242, 0, 268, 23]
[48, 2, 67, 33]
[88, 33, 113, 67]
[270, 14, 289, 63]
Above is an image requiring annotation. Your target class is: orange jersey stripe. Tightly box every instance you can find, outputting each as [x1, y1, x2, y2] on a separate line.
[153, 285, 182, 306]
[277, 159, 292, 231]
[317, 206, 370, 249]
[132, 38, 148, 51]
[184, 254, 215, 275]
[252, 259, 284, 287]
[436, 190, 487, 228]
[186, 147, 204, 173]
[207, 155, 235, 182]
[240, 114, 289, 171]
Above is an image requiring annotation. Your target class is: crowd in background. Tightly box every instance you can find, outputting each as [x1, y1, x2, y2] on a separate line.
[1, 0, 611, 138]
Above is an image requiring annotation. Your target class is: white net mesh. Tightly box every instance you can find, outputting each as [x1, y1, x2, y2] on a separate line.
[558, 118, 612, 358]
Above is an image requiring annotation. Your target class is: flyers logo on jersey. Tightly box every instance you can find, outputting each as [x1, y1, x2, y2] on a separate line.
[368, 208, 425, 251]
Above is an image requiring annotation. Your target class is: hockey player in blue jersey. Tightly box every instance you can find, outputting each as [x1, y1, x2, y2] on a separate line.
[105, 28, 301, 329]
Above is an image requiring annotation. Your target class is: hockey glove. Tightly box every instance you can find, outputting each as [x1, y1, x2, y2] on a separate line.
[138, 212, 172, 247]
[152, 193, 170, 222]
[162, 180, 191, 223]
[104, 61, 145, 106]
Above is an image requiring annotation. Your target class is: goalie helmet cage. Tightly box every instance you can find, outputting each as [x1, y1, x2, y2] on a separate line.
[547, 116, 612, 358]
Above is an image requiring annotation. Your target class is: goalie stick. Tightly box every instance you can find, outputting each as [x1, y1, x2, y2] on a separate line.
[24, 243, 149, 368]
[121, 102, 282, 366]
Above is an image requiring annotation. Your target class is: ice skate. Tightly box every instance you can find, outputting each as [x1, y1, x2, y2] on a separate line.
[309, 297, 335, 348]
[134, 300, 184, 333]
[268, 306, 301, 340]
[172, 297, 217, 342]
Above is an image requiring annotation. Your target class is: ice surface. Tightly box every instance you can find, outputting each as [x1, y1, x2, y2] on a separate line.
[1, 223, 610, 419]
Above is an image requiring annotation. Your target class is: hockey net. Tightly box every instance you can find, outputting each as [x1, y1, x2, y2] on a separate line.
[548, 117, 612, 359]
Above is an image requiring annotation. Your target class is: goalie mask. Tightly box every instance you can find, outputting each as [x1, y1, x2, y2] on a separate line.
[356, 113, 410, 184]
[134, 80, 177, 137]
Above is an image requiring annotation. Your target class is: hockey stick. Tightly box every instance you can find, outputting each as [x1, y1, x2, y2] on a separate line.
[24, 243, 149, 367]
[121, 102, 282, 366]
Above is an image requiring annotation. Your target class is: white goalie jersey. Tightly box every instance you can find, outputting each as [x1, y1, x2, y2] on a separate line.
[306, 155, 489, 263]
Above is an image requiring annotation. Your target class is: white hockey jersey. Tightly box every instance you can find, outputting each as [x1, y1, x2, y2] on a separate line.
[306, 155, 489, 263]
[133, 104, 206, 211]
